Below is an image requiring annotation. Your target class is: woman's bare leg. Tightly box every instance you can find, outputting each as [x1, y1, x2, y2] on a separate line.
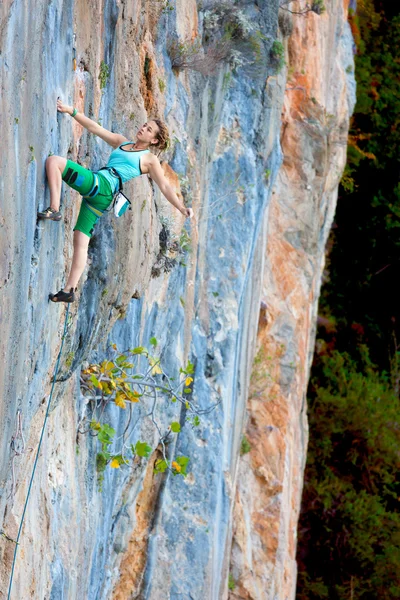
[63, 231, 90, 291]
[46, 155, 67, 211]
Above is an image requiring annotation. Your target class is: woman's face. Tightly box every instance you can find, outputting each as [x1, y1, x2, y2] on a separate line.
[137, 121, 159, 146]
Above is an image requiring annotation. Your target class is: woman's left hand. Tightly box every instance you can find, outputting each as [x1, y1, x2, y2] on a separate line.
[182, 207, 194, 219]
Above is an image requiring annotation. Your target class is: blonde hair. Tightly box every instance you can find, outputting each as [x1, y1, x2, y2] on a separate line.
[151, 119, 170, 153]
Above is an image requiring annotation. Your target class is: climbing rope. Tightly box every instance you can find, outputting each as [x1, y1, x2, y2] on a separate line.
[6, 304, 71, 600]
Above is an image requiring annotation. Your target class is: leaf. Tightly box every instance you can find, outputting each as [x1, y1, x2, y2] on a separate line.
[170, 422, 181, 433]
[111, 343, 118, 351]
[90, 374, 102, 389]
[100, 360, 115, 374]
[115, 392, 127, 409]
[185, 401, 189, 409]
[186, 361, 195, 374]
[115, 355, 127, 366]
[96, 451, 110, 473]
[149, 336, 158, 347]
[171, 396, 177, 403]
[98, 424, 115, 445]
[90, 420, 101, 431]
[135, 441, 152, 458]
[171, 461, 182, 472]
[193, 415, 200, 427]
[184, 387, 192, 393]
[154, 459, 168, 473]
[111, 454, 127, 468]
[176, 456, 190, 467]
[185, 376, 193, 386]
[128, 390, 142, 402]
[131, 346, 147, 355]
[101, 383, 112, 395]
[175, 455, 190, 476]
[149, 357, 163, 375]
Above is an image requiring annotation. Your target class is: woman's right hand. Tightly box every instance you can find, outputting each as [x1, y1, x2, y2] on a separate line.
[57, 98, 73, 115]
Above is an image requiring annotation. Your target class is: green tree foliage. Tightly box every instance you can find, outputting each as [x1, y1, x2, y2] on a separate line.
[297, 2, 400, 594]
[297, 350, 400, 599]
[319, 0, 400, 369]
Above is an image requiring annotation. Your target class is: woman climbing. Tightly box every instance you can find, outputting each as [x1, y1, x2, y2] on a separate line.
[38, 98, 193, 303]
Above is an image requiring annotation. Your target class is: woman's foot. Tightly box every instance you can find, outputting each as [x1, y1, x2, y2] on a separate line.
[49, 287, 76, 303]
[38, 207, 62, 221]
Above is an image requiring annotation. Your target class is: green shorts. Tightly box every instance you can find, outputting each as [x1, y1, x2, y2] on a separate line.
[61, 160, 114, 238]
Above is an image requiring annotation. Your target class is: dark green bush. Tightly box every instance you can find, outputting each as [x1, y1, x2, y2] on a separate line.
[297, 350, 400, 600]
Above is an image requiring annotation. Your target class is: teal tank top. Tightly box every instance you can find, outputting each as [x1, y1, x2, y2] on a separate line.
[97, 142, 150, 193]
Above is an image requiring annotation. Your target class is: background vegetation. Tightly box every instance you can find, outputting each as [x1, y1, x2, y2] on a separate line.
[296, 1, 400, 597]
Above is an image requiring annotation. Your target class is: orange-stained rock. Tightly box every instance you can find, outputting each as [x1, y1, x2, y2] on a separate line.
[229, 1, 356, 598]
[112, 452, 163, 600]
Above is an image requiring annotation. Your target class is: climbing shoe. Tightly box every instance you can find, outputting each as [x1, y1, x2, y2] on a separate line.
[37, 207, 62, 221]
[49, 288, 76, 303]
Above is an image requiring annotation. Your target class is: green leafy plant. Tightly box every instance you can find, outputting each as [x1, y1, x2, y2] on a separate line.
[152, 217, 192, 277]
[99, 60, 110, 89]
[270, 40, 285, 73]
[168, 4, 268, 77]
[178, 228, 192, 253]
[240, 435, 251, 455]
[65, 351, 75, 368]
[79, 341, 220, 486]
[228, 573, 236, 590]
[158, 0, 174, 13]
[222, 72, 232, 91]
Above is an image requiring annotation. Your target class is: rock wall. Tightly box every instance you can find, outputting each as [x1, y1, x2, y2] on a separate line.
[229, 1, 356, 599]
[0, 0, 354, 598]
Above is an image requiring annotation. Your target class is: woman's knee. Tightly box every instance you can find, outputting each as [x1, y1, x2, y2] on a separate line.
[46, 155, 67, 173]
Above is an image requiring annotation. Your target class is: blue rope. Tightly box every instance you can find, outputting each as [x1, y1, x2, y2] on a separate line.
[7, 304, 71, 600]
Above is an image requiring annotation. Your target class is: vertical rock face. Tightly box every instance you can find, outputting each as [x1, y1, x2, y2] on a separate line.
[229, 2, 356, 599]
[0, 1, 354, 599]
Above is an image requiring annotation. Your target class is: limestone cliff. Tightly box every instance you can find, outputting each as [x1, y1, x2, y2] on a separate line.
[0, 0, 355, 598]
[229, 1, 356, 598]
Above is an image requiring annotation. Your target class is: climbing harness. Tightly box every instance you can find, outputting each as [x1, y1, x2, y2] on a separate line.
[6, 304, 71, 600]
[98, 167, 132, 217]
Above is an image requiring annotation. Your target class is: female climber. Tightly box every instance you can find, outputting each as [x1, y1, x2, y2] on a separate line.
[38, 98, 193, 303]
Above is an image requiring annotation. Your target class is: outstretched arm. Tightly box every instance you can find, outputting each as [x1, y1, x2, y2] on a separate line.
[56, 98, 127, 148]
[147, 155, 194, 219]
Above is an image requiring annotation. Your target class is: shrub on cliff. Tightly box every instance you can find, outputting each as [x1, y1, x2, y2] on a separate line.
[78, 341, 219, 489]
[296, 349, 400, 599]
[168, 2, 268, 76]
